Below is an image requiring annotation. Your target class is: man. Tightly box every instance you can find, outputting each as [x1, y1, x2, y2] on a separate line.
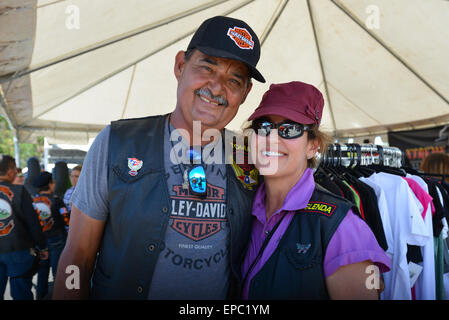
[0, 155, 48, 300]
[53, 16, 265, 299]
[32, 171, 69, 299]
[63, 165, 82, 212]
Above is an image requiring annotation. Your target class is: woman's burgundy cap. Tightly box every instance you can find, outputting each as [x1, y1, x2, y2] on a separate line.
[248, 81, 324, 126]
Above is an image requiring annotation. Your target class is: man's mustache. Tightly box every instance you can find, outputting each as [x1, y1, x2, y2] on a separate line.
[194, 88, 229, 107]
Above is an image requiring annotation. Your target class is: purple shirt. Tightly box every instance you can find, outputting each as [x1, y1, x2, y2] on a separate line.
[241, 168, 391, 299]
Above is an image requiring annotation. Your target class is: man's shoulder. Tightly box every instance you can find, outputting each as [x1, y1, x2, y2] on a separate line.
[109, 114, 168, 140]
[0, 181, 23, 196]
[111, 114, 167, 127]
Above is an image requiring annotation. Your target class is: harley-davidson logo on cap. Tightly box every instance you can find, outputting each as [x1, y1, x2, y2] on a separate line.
[128, 157, 143, 176]
[227, 26, 254, 50]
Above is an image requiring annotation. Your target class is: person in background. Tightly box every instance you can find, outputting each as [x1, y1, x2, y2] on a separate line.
[241, 81, 391, 300]
[0, 155, 48, 300]
[63, 165, 82, 212]
[420, 152, 449, 183]
[13, 168, 24, 185]
[32, 172, 69, 299]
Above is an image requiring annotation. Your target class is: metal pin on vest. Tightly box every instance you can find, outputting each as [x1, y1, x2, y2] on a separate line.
[128, 158, 143, 176]
[296, 243, 311, 254]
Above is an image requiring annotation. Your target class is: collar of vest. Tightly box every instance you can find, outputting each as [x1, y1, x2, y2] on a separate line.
[110, 114, 169, 183]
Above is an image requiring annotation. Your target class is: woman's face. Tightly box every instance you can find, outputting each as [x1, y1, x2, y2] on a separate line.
[251, 115, 319, 178]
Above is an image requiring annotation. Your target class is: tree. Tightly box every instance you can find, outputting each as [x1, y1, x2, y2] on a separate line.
[0, 116, 44, 168]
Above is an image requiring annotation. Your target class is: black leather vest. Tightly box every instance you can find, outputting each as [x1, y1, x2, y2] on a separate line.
[90, 115, 257, 299]
[248, 185, 353, 300]
[0, 182, 35, 252]
[32, 193, 67, 239]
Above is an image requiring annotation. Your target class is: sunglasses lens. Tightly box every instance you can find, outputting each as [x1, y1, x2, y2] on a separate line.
[253, 120, 271, 136]
[189, 166, 207, 195]
[278, 123, 304, 139]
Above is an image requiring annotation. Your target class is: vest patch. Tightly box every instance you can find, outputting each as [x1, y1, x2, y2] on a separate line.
[0, 198, 12, 220]
[32, 196, 55, 232]
[0, 197, 14, 237]
[301, 201, 336, 217]
[0, 186, 13, 202]
[0, 220, 14, 237]
[229, 140, 258, 190]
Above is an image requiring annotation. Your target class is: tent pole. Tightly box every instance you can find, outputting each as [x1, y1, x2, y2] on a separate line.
[43, 137, 49, 171]
[19, 0, 256, 126]
[0, 0, 246, 85]
[0, 87, 20, 165]
[306, 0, 338, 138]
[330, 0, 449, 106]
[13, 132, 20, 167]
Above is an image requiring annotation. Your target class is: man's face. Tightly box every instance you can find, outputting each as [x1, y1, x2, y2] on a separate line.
[70, 169, 80, 187]
[7, 164, 17, 184]
[174, 49, 253, 131]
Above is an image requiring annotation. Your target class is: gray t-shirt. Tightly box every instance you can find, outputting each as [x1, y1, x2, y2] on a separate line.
[71, 118, 230, 299]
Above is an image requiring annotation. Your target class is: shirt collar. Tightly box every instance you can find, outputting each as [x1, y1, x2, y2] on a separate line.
[252, 168, 316, 222]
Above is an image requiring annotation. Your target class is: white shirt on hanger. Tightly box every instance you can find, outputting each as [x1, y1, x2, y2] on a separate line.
[435, 187, 449, 240]
[367, 172, 429, 300]
[406, 174, 436, 300]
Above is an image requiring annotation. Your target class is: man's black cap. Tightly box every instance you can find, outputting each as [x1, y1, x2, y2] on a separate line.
[33, 171, 53, 188]
[188, 16, 265, 83]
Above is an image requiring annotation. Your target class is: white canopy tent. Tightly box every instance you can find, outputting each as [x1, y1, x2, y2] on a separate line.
[1, 0, 448, 146]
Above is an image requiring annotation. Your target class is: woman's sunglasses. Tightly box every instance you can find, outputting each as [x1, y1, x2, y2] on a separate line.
[252, 118, 310, 139]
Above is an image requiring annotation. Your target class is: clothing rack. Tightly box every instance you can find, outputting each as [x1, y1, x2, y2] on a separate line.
[419, 172, 447, 182]
[322, 144, 403, 168]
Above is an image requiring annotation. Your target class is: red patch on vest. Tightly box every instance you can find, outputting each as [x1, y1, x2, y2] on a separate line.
[301, 201, 336, 217]
[0, 220, 14, 237]
[0, 186, 13, 202]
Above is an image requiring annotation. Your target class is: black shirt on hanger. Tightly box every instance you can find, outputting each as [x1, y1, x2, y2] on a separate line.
[349, 178, 388, 251]
[425, 179, 445, 237]
[314, 170, 345, 197]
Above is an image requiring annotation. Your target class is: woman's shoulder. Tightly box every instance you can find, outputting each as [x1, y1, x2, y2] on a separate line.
[300, 183, 355, 219]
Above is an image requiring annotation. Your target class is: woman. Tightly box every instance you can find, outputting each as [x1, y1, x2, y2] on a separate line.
[241, 81, 391, 300]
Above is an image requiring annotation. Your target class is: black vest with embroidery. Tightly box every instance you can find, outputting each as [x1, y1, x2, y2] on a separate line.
[32, 193, 67, 239]
[90, 115, 258, 299]
[0, 182, 34, 252]
[248, 185, 353, 300]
